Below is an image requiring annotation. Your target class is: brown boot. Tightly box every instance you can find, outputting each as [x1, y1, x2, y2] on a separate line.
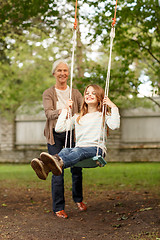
[40, 152, 63, 176]
[31, 158, 50, 180]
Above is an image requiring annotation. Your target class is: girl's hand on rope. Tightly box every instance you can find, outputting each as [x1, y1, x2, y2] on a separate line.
[103, 96, 116, 108]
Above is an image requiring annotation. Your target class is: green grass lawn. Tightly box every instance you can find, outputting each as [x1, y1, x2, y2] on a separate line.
[0, 163, 160, 193]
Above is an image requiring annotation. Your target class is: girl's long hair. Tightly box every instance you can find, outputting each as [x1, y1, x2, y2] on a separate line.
[77, 84, 105, 124]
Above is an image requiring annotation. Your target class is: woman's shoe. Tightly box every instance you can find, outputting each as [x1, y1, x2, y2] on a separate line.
[77, 202, 87, 211]
[55, 210, 68, 219]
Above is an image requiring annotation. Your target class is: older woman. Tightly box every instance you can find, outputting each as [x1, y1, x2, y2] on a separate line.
[31, 59, 86, 218]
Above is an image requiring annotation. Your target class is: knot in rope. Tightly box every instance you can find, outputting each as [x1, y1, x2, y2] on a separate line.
[74, 19, 77, 30]
[112, 0, 118, 27]
[112, 18, 116, 27]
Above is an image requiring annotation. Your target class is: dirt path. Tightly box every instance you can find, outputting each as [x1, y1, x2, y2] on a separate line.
[0, 187, 160, 240]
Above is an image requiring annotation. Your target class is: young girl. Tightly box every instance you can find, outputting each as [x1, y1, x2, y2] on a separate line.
[31, 84, 120, 177]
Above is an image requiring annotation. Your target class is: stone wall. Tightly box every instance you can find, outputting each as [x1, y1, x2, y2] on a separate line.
[0, 117, 14, 151]
[106, 107, 160, 162]
[0, 106, 160, 163]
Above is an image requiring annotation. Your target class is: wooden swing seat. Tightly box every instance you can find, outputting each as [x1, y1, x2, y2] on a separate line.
[74, 155, 107, 168]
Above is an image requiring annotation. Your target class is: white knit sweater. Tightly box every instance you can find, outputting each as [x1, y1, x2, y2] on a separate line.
[55, 107, 120, 152]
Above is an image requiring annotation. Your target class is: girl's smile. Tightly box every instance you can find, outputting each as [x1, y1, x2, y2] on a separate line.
[84, 86, 97, 105]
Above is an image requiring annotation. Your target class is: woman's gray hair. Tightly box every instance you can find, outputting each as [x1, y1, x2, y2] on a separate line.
[51, 59, 69, 74]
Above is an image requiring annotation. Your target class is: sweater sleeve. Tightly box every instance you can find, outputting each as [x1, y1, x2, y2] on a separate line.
[55, 109, 76, 133]
[105, 107, 120, 130]
[43, 89, 59, 120]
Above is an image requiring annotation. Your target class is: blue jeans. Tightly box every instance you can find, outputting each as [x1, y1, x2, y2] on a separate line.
[48, 129, 83, 213]
[59, 147, 103, 168]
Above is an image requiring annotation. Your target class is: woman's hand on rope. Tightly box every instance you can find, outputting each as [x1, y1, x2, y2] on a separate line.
[58, 109, 62, 115]
[103, 96, 116, 108]
[66, 99, 73, 111]
[65, 99, 73, 119]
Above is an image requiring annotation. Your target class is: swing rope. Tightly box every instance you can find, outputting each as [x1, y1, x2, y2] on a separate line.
[96, 0, 117, 157]
[69, 0, 78, 100]
[96, 26, 115, 157]
[65, 0, 78, 148]
[112, 0, 118, 27]
[74, 0, 78, 30]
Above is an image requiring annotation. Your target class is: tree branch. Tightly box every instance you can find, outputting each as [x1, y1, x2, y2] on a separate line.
[111, 89, 160, 108]
[132, 39, 160, 64]
[145, 96, 160, 108]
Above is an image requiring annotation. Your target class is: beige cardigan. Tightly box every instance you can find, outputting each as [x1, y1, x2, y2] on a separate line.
[43, 85, 82, 145]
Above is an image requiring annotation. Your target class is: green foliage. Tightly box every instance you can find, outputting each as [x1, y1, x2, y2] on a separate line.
[0, 39, 54, 118]
[82, 0, 160, 95]
[0, 0, 78, 119]
[0, 0, 59, 28]
[0, 0, 160, 119]
[0, 0, 60, 62]
[0, 23, 74, 119]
